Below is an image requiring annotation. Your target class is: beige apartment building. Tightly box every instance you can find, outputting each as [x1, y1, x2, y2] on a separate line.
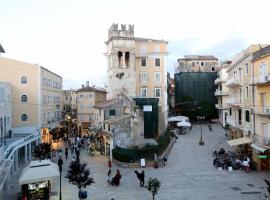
[176, 55, 218, 73]
[76, 82, 107, 133]
[105, 23, 168, 135]
[0, 57, 63, 143]
[215, 61, 231, 126]
[226, 45, 264, 139]
[251, 45, 270, 171]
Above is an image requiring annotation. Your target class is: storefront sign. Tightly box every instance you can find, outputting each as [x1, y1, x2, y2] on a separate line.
[143, 105, 152, 112]
[258, 155, 268, 159]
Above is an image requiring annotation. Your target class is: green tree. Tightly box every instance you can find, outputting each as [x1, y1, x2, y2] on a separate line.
[146, 178, 161, 200]
[65, 160, 95, 200]
[33, 143, 52, 161]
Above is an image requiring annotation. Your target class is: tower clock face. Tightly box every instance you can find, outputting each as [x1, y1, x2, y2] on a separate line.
[116, 72, 125, 79]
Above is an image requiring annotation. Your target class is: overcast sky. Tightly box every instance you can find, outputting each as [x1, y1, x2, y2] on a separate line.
[1, 0, 270, 89]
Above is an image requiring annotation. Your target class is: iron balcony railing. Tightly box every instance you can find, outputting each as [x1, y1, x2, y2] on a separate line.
[225, 78, 241, 87]
[253, 135, 270, 147]
[254, 106, 270, 115]
[214, 89, 229, 96]
[253, 74, 270, 85]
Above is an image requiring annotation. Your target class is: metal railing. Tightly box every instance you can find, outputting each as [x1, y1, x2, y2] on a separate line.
[253, 74, 270, 85]
[225, 78, 240, 86]
[4, 132, 40, 160]
[253, 135, 270, 147]
[214, 89, 229, 96]
[254, 106, 270, 115]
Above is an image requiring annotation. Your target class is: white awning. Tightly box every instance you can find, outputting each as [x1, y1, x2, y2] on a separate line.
[251, 143, 267, 153]
[19, 160, 59, 185]
[227, 137, 252, 146]
[177, 121, 191, 127]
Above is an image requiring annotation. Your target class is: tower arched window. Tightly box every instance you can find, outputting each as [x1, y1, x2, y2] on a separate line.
[21, 95, 28, 102]
[125, 52, 130, 66]
[21, 76, 27, 84]
[118, 51, 123, 66]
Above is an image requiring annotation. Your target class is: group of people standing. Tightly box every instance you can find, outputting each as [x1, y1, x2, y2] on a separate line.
[106, 159, 146, 188]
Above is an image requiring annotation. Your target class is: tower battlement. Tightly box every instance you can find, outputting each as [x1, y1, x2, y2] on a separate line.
[108, 23, 134, 39]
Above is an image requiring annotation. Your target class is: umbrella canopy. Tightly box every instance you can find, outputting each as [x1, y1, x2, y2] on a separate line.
[19, 160, 59, 185]
[168, 116, 189, 122]
[177, 121, 191, 127]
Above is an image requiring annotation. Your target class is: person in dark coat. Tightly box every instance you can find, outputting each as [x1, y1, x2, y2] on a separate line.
[134, 170, 145, 187]
[65, 147, 68, 159]
[111, 169, 121, 186]
[140, 171, 145, 187]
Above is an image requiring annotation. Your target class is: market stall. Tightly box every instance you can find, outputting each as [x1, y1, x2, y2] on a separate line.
[19, 160, 59, 200]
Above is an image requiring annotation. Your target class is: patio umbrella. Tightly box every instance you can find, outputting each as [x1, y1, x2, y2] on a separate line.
[168, 116, 189, 122]
[177, 121, 191, 127]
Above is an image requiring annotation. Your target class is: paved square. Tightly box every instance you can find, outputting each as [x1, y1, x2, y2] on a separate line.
[10, 124, 270, 200]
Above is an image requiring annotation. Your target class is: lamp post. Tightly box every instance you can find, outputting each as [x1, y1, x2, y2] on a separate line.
[197, 116, 205, 145]
[58, 150, 63, 200]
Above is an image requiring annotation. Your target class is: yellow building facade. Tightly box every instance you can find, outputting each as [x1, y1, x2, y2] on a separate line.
[0, 57, 63, 142]
[251, 45, 270, 171]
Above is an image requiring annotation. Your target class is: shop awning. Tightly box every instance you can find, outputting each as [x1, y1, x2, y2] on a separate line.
[251, 143, 267, 153]
[227, 137, 252, 146]
[19, 160, 59, 185]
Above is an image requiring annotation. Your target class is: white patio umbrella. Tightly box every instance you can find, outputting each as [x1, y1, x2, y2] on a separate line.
[177, 121, 191, 127]
[168, 116, 189, 122]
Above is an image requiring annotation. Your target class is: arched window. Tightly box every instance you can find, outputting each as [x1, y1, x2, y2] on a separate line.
[118, 51, 123, 66]
[125, 52, 130, 66]
[21, 76, 27, 84]
[21, 95, 28, 102]
[21, 114, 28, 121]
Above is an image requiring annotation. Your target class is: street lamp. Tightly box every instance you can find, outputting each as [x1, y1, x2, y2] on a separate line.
[58, 150, 63, 200]
[197, 116, 205, 145]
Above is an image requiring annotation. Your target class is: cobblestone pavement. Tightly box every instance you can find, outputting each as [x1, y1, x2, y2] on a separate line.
[9, 124, 270, 200]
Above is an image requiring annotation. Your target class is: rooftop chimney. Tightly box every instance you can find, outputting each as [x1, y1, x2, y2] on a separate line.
[86, 81, 89, 87]
[82, 84, 85, 88]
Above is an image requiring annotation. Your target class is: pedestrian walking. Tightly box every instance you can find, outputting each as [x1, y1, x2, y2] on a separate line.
[163, 156, 167, 166]
[107, 169, 112, 185]
[140, 170, 145, 187]
[65, 147, 68, 160]
[134, 170, 145, 187]
[75, 147, 80, 161]
[108, 159, 112, 169]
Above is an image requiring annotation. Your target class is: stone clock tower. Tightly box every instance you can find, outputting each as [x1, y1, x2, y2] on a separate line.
[105, 23, 136, 99]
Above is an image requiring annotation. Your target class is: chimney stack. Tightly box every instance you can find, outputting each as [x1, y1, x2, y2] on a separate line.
[86, 81, 89, 87]
[82, 84, 85, 88]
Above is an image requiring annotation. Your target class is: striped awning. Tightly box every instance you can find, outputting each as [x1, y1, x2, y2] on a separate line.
[227, 137, 252, 146]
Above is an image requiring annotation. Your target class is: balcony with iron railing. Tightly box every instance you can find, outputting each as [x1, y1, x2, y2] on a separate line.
[253, 74, 270, 85]
[215, 104, 221, 109]
[254, 106, 270, 115]
[253, 135, 270, 147]
[226, 118, 243, 128]
[214, 77, 226, 85]
[225, 77, 241, 87]
[225, 98, 242, 106]
[214, 89, 229, 96]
